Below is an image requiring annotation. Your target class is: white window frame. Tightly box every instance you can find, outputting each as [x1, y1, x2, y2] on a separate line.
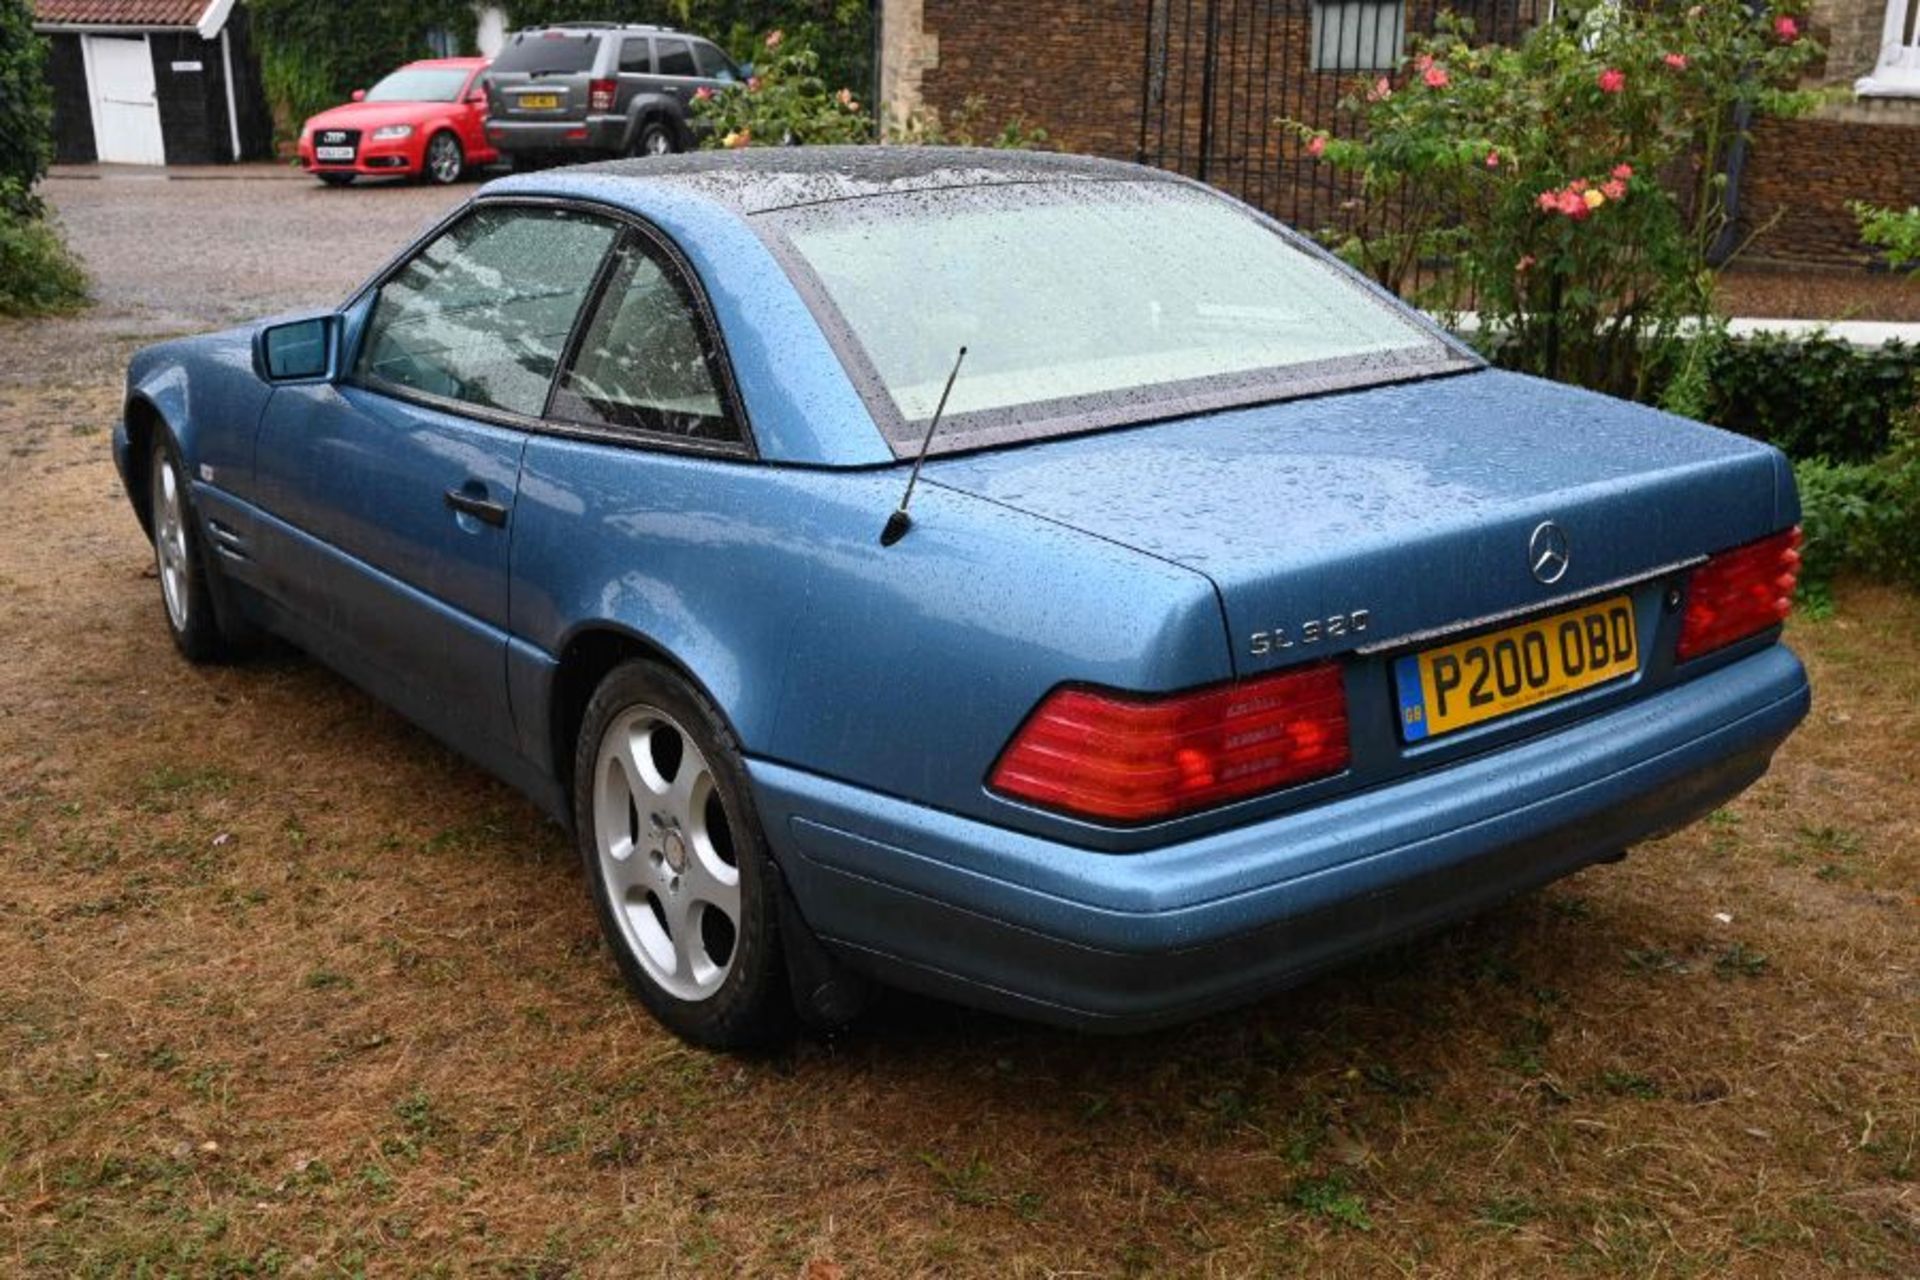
[1310, 0, 1407, 74]
[1858, 0, 1920, 97]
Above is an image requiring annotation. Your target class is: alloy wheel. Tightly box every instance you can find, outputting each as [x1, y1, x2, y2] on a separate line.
[428, 134, 462, 183]
[592, 703, 741, 1001]
[152, 452, 190, 632]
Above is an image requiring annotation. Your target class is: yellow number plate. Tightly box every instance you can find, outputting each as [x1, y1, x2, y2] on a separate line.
[519, 93, 560, 109]
[1394, 595, 1638, 742]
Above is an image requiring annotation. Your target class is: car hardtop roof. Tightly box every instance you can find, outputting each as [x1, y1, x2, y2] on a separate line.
[401, 56, 489, 69]
[562, 146, 1183, 217]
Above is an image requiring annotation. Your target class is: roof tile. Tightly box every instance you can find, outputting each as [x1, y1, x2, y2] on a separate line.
[33, 1, 214, 28]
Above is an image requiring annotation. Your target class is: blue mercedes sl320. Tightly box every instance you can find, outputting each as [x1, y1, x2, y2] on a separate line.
[113, 149, 1809, 1047]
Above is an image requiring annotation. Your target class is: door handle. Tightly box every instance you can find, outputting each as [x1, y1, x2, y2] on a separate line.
[444, 487, 509, 528]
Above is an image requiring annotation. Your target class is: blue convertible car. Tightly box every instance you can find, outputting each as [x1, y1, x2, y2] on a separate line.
[114, 149, 1809, 1046]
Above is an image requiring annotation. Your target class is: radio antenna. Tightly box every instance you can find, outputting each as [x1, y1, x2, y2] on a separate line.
[880, 344, 967, 547]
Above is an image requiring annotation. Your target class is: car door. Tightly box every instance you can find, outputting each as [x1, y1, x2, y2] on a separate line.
[251, 202, 621, 754]
[456, 66, 492, 158]
[650, 36, 701, 115]
[616, 35, 653, 113]
[509, 224, 766, 764]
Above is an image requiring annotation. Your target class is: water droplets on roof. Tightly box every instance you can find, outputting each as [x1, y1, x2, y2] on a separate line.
[568, 146, 1175, 215]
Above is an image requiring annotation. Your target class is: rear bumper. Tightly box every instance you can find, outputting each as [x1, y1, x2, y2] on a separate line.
[484, 117, 625, 156]
[751, 644, 1810, 1031]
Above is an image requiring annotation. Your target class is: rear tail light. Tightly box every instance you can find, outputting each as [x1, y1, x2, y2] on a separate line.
[1676, 527, 1801, 661]
[588, 78, 617, 112]
[989, 664, 1349, 824]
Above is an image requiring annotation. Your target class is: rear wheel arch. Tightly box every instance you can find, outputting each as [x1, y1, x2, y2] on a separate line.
[549, 626, 738, 801]
[628, 106, 680, 155]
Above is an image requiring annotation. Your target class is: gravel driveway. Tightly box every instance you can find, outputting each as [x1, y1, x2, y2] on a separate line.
[42, 165, 472, 332]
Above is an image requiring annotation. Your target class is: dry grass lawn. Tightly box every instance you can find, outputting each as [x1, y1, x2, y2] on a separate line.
[1, 313, 1915, 1278]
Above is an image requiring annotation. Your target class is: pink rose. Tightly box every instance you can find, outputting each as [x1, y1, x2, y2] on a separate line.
[1423, 65, 1450, 89]
[1598, 68, 1626, 93]
[1570, 178, 1590, 193]
[1612, 163, 1634, 180]
[1556, 189, 1590, 219]
[1602, 178, 1628, 201]
[1664, 53, 1689, 70]
[1413, 53, 1433, 73]
[1537, 190, 1559, 212]
[1367, 76, 1392, 102]
[765, 29, 784, 50]
[1485, 149, 1500, 169]
[693, 86, 713, 102]
[1774, 15, 1799, 41]
[1306, 134, 1327, 158]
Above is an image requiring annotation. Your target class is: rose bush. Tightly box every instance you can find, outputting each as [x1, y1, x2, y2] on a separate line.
[690, 27, 873, 148]
[1294, 0, 1820, 397]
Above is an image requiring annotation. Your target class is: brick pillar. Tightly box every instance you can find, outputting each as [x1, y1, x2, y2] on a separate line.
[878, 0, 939, 130]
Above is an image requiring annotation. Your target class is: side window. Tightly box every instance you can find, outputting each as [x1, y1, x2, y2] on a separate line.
[550, 234, 738, 444]
[693, 42, 736, 81]
[619, 38, 652, 74]
[656, 38, 696, 77]
[356, 206, 618, 418]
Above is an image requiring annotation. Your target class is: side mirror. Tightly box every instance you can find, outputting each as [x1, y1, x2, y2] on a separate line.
[259, 314, 338, 382]
[466, 90, 488, 104]
[350, 89, 367, 102]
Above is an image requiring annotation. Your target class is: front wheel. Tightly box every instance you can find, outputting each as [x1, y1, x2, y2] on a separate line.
[423, 131, 465, 185]
[149, 436, 229, 663]
[573, 661, 790, 1048]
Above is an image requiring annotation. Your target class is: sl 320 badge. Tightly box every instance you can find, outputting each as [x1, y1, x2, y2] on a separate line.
[1249, 609, 1371, 656]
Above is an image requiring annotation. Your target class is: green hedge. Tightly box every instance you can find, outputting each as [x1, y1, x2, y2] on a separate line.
[1699, 332, 1920, 464]
[1796, 434, 1920, 596]
[252, 0, 482, 134]
[0, 0, 52, 217]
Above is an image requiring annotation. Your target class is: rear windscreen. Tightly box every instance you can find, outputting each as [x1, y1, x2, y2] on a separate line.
[490, 32, 600, 75]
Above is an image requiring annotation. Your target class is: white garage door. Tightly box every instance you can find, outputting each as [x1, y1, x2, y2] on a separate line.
[86, 35, 166, 166]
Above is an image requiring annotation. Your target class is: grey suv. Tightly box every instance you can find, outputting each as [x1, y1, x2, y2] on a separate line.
[483, 23, 743, 165]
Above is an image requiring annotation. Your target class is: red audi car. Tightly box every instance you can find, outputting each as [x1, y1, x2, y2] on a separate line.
[298, 57, 499, 186]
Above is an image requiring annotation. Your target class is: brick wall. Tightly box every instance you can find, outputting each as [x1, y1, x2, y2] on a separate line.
[1808, 0, 1883, 85]
[917, 0, 1151, 161]
[1742, 115, 1920, 267]
[1742, 0, 1920, 266]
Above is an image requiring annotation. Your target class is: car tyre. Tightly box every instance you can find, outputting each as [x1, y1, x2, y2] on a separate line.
[424, 131, 465, 185]
[572, 660, 792, 1048]
[316, 173, 354, 187]
[634, 120, 677, 158]
[148, 435, 230, 663]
